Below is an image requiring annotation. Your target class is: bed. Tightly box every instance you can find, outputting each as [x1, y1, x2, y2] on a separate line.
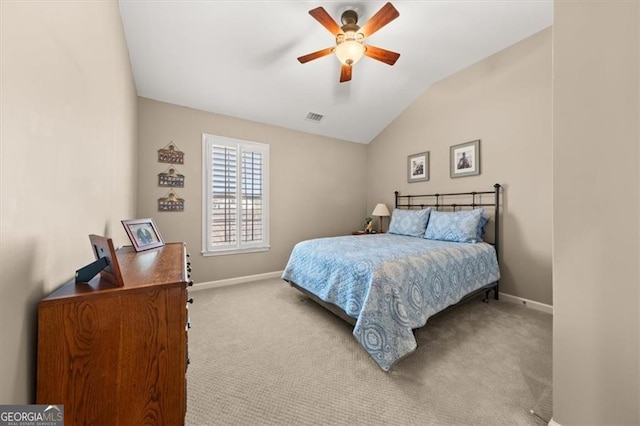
[281, 184, 501, 371]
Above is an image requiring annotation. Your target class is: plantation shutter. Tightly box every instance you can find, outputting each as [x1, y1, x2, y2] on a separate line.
[203, 134, 269, 255]
[241, 149, 263, 243]
[211, 145, 237, 246]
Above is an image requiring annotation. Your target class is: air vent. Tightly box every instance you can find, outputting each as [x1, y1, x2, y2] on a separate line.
[305, 112, 324, 123]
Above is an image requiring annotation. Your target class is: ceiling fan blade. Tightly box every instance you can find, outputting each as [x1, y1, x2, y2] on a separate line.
[297, 47, 335, 64]
[359, 2, 399, 38]
[339, 64, 352, 83]
[309, 7, 342, 36]
[364, 45, 400, 65]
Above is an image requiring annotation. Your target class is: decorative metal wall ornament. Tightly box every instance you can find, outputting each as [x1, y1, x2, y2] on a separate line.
[158, 167, 185, 188]
[157, 142, 185, 164]
[158, 191, 185, 212]
[157, 141, 185, 212]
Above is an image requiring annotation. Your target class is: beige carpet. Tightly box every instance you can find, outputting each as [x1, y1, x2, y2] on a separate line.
[186, 278, 552, 425]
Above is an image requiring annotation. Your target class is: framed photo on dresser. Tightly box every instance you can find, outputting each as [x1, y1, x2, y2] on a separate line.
[88, 234, 125, 286]
[121, 218, 165, 252]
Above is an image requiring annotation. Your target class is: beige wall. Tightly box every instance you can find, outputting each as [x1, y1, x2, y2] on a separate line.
[136, 98, 367, 283]
[366, 29, 553, 305]
[0, 1, 137, 403]
[553, 1, 640, 424]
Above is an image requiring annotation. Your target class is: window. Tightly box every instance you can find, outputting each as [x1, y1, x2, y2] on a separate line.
[202, 134, 269, 256]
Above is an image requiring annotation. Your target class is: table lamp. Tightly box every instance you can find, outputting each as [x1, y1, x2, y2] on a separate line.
[371, 203, 390, 233]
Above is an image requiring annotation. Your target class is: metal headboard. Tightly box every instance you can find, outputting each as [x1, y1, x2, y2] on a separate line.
[394, 183, 501, 263]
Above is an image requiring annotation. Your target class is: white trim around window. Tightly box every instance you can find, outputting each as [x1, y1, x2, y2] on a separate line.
[202, 134, 269, 256]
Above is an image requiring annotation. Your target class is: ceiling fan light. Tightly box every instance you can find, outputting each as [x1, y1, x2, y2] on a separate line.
[335, 40, 365, 66]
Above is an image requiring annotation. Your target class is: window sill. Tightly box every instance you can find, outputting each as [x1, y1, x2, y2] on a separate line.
[201, 246, 270, 257]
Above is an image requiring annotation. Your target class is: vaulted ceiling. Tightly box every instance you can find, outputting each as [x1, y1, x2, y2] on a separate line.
[118, 1, 553, 144]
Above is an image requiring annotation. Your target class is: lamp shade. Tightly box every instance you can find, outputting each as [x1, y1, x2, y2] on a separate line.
[335, 40, 365, 65]
[371, 203, 390, 217]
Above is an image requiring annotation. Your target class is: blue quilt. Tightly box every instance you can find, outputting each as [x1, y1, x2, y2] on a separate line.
[281, 234, 500, 371]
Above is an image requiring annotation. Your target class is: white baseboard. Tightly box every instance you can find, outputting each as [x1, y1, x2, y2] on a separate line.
[191, 272, 554, 316]
[548, 418, 561, 426]
[190, 270, 283, 292]
[499, 292, 553, 315]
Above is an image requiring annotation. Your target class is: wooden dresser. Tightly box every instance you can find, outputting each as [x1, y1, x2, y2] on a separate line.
[37, 242, 191, 425]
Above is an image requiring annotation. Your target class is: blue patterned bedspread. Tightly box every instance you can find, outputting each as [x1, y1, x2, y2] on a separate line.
[281, 233, 500, 371]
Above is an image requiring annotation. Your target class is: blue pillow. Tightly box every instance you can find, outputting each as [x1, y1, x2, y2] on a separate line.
[388, 208, 431, 237]
[476, 211, 490, 242]
[424, 209, 484, 243]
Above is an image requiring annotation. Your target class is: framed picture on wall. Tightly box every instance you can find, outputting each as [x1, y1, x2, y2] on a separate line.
[450, 139, 480, 178]
[407, 151, 429, 183]
[121, 218, 165, 252]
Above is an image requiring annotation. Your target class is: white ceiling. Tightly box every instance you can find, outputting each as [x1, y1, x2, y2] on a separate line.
[118, 1, 552, 144]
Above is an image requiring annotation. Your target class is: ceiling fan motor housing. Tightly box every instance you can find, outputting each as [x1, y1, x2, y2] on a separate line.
[336, 9, 365, 50]
[341, 10, 358, 26]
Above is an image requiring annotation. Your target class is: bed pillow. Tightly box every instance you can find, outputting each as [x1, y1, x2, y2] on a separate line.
[424, 208, 484, 243]
[476, 211, 490, 242]
[388, 208, 431, 237]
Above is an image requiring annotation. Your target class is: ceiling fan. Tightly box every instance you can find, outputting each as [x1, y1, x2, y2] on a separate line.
[297, 2, 400, 83]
